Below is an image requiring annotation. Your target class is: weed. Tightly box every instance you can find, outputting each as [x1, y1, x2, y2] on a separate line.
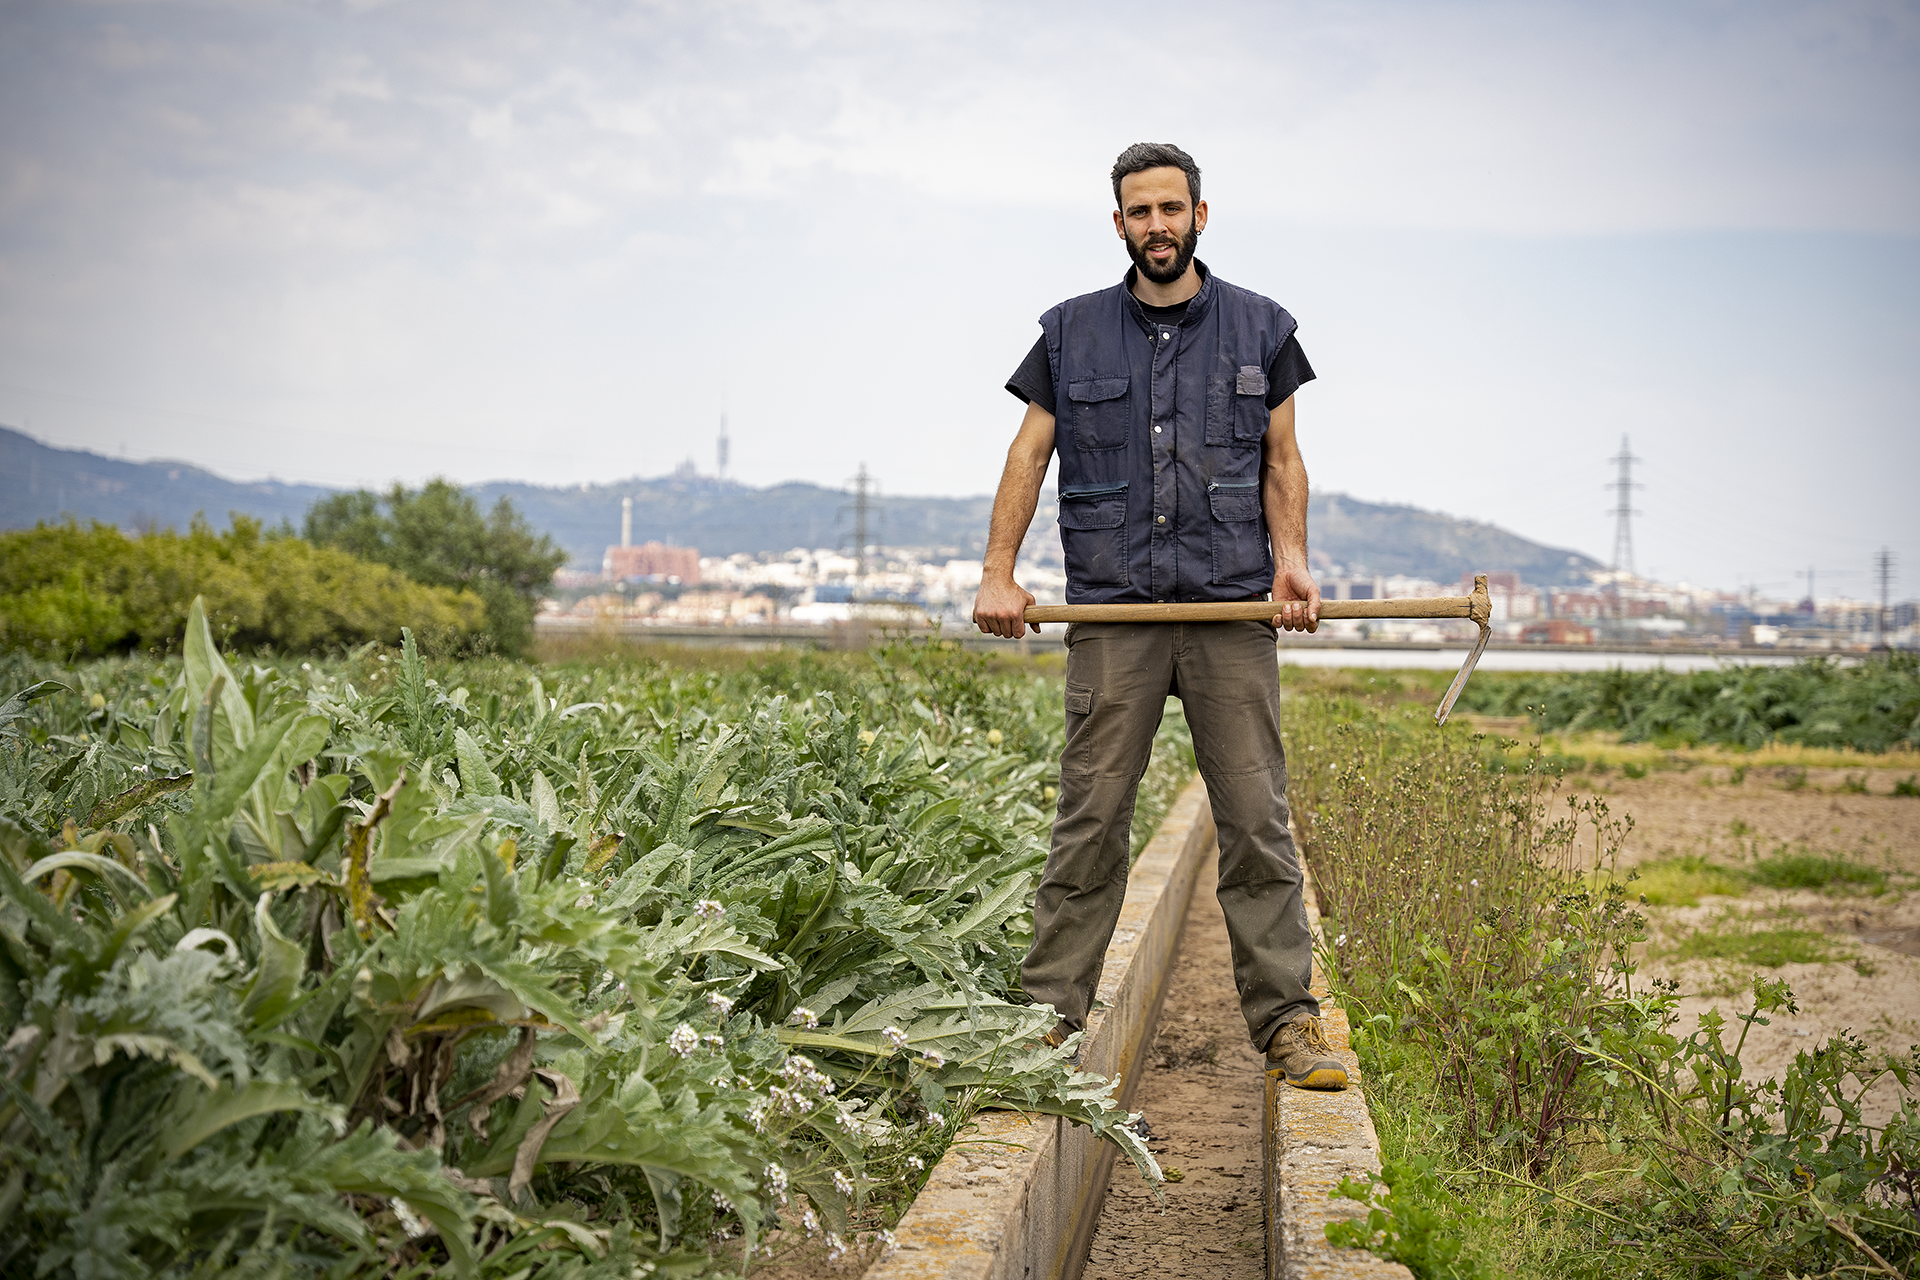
[1326, 1155, 1490, 1278]
[1668, 922, 1843, 967]
[1729, 763, 1748, 784]
[1748, 847, 1887, 892]
[1608, 855, 1745, 906]
[1841, 771, 1871, 793]
[1896, 774, 1919, 797]
[1728, 818, 1752, 838]
[1622, 761, 1649, 779]
[1781, 765, 1809, 791]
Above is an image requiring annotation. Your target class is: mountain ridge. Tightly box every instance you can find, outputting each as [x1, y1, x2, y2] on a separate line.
[0, 426, 1604, 586]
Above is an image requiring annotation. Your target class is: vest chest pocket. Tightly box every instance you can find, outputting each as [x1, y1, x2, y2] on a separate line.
[1206, 365, 1269, 447]
[1057, 482, 1130, 588]
[1066, 377, 1131, 451]
[1207, 478, 1269, 585]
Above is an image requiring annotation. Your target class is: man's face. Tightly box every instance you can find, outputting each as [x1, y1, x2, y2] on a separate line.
[1114, 167, 1207, 285]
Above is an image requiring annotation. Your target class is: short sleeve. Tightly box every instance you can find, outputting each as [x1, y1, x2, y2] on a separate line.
[1265, 333, 1316, 409]
[1005, 335, 1056, 415]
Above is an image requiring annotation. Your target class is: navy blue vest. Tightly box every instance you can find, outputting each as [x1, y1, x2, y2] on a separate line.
[1042, 261, 1298, 604]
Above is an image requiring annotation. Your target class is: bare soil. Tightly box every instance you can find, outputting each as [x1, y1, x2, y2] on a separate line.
[1569, 770, 1920, 1126]
[1082, 882, 1267, 1279]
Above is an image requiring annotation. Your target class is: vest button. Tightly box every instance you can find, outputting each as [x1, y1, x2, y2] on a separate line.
[1156, 515, 1167, 524]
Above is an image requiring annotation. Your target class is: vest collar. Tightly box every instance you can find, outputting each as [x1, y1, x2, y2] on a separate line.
[1122, 258, 1215, 330]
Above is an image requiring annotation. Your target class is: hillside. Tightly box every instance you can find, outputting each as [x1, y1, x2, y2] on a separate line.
[0, 426, 1603, 586]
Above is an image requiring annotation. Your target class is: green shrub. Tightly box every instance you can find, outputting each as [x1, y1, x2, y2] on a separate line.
[1458, 654, 1920, 752]
[305, 480, 565, 658]
[0, 520, 486, 656]
[1293, 690, 1918, 1278]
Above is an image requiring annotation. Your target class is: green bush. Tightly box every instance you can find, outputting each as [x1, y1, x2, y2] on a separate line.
[1458, 654, 1920, 752]
[305, 480, 566, 658]
[0, 520, 487, 657]
[1289, 690, 1919, 1277]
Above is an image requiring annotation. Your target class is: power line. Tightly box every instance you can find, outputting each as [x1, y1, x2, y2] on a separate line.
[1606, 435, 1642, 576]
[1875, 547, 1896, 649]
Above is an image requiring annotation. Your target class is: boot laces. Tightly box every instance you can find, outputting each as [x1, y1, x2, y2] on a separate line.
[1295, 1017, 1333, 1054]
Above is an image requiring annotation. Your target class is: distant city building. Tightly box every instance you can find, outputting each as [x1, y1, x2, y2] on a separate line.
[1519, 620, 1596, 645]
[605, 541, 701, 585]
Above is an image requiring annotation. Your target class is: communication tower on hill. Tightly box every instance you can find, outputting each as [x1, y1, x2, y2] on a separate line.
[1607, 435, 1642, 577]
[716, 412, 730, 481]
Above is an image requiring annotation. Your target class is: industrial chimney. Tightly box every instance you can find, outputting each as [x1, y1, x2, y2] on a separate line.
[621, 496, 632, 548]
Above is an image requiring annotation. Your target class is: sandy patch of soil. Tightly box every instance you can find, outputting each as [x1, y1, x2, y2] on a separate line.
[1572, 772, 1920, 1127]
[1564, 769, 1920, 874]
[1082, 882, 1268, 1279]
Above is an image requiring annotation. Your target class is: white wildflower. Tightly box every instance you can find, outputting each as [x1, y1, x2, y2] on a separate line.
[924, 1112, 945, 1128]
[788, 1006, 819, 1029]
[764, 1163, 789, 1196]
[825, 1232, 847, 1262]
[707, 992, 735, 1016]
[668, 1023, 699, 1057]
[880, 1025, 909, 1052]
[801, 1206, 820, 1237]
[713, 1192, 734, 1214]
[747, 1099, 770, 1132]
[694, 898, 725, 919]
[832, 1169, 855, 1198]
[921, 1050, 946, 1069]
[878, 1228, 899, 1260]
[702, 1033, 726, 1048]
[836, 1109, 860, 1134]
[906, 1155, 925, 1172]
[1335, 934, 1348, 947]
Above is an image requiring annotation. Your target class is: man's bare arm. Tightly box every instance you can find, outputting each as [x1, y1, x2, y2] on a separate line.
[1262, 394, 1320, 632]
[972, 401, 1056, 638]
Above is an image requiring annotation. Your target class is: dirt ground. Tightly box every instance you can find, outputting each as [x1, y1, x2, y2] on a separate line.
[1567, 768, 1920, 1126]
[1082, 883, 1267, 1279]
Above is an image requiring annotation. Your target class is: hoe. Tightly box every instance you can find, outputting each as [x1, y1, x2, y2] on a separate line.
[1024, 572, 1495, 726]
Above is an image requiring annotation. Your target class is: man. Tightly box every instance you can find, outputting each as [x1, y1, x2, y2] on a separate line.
[971, 142, 1346, 1090]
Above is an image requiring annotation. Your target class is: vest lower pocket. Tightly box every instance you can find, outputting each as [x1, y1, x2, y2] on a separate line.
[1066, 376, 1131, 451]
[1207, 479, 1268, 584]
[1058, 482, 1130, 587]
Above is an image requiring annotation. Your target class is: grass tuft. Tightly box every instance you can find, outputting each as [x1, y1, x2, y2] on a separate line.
[1747, 849, 1887, 892]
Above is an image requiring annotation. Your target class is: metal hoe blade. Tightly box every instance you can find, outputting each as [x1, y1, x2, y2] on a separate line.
[1433, 574, 1494, 727]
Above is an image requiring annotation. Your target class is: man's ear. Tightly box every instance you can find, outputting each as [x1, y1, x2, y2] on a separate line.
[1113, 208, 1125, 239]
[1194, 199, 1208, 233]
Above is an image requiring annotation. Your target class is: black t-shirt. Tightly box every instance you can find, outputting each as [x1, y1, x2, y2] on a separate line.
[1005, 296, 1316, 415]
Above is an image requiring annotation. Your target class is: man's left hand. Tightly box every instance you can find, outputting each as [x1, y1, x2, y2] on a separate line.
[1272, 565, 1320, 632]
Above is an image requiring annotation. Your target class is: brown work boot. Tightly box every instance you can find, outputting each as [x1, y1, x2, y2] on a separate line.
[1265, 1016, 1349, 1090]
[1040, 1023, 1081, 1066]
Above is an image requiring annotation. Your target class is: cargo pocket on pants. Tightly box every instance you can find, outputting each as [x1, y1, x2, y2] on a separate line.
[1058, 482, 1129, 587]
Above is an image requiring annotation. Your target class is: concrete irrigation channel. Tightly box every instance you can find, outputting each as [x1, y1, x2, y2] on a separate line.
[862, 775, 1408, 1280]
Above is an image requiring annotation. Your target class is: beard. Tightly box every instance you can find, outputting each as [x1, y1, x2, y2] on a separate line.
[1126, 219, 1201, 284]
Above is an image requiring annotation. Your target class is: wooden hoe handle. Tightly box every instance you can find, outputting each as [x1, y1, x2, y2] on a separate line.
[1021, 575, 1496, 728]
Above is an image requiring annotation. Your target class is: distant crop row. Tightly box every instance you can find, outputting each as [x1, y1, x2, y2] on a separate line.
[1458, 653, 1920, 752]
[0, 609, 1178, 1277]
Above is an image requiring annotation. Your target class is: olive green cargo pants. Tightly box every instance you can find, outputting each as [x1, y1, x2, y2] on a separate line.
[1021, 619, 1318, 1054]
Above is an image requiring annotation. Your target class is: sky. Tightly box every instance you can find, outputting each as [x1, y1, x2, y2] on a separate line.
[1, 0, 1916, 597]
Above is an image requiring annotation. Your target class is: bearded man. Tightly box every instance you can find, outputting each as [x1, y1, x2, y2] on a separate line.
[971, 142, 1345, 1090]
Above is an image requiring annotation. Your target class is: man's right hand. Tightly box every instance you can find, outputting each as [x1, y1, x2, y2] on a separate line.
[973, 576, 1039, 639]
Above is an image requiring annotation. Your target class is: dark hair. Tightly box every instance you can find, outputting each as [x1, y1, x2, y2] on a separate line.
[1111, 142, 1201, 208]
